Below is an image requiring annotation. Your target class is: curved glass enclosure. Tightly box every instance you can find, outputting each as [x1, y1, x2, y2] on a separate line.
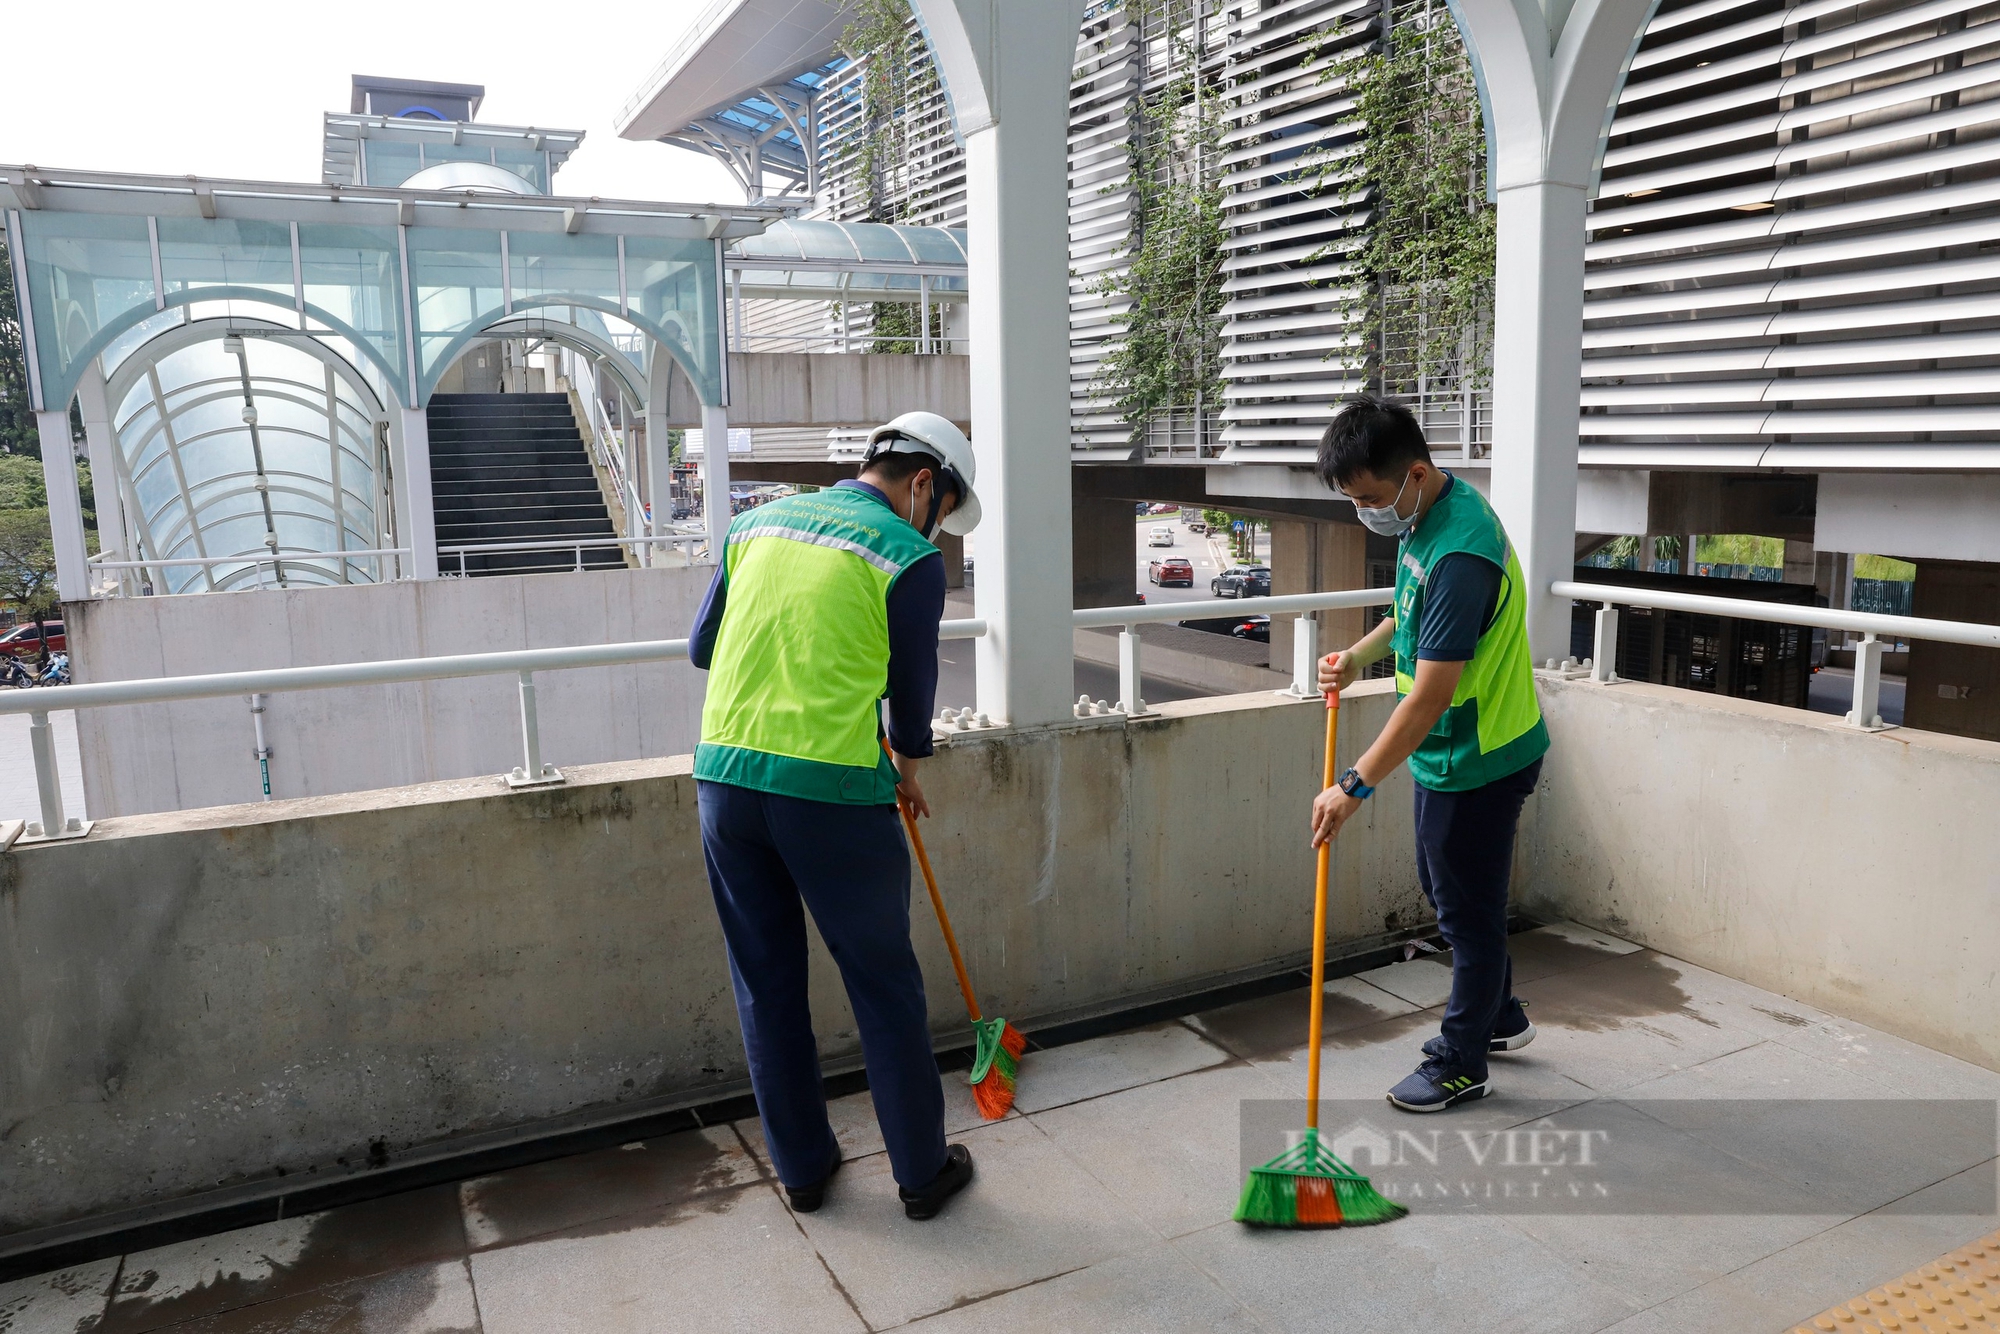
[110, 326, 386, 593]
[728, 219, 968, 302]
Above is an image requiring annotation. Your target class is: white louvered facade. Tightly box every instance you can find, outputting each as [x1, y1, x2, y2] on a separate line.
[1584, 0, 2000, 468]
[1069, 3, 1145, 459]
[1213, 0, 1377, 464]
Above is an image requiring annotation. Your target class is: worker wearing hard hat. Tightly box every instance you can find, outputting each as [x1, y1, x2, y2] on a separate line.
[688, 411, 982, 1221]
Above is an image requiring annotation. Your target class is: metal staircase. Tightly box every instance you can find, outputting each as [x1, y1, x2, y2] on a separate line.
[427, 393, 627, 576]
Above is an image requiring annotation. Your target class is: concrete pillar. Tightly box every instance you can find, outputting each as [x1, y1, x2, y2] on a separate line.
[36, 410, 92, 604]
[75, 369, 126, 572]
[1269, 518, 1368, 668]
[936, 529, 965, 589]
[913, 0, 1087, 727]
[1073, 494, 1134, 610]
[1783, 539, 1816, 586]
[393, 407, 440, 580]
[1904, 559, 2000, 742]
[1486, 181, 1588, 662]
[701, 402, 732, 562]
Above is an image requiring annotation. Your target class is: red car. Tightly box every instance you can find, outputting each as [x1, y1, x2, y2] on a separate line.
[0, 621, 63, 657]
[1148, 558, 1194, 587]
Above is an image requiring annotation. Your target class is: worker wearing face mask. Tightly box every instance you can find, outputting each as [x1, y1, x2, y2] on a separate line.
[1308, 395, 1549, 1114]
[688, 411, 982, 1220]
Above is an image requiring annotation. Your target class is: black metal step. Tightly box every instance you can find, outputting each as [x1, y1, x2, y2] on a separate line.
[425, 392, 621, 576]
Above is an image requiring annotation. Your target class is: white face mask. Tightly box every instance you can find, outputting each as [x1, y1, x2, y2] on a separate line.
[1352, 469, 1421, 537]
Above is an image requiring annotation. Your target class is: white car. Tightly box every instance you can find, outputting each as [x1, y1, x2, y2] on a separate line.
[1147, 526, 1175, 547]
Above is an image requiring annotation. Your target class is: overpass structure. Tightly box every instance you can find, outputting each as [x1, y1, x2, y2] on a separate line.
[3, 13, 2000, 1331]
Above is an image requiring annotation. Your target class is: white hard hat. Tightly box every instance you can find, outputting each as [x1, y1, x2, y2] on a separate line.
[864, 410, 981, 535]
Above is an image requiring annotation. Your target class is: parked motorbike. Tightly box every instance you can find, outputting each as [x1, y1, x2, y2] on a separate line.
[37, 652, 70, 686]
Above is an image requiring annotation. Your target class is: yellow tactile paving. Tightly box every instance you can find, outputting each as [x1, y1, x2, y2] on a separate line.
[1788, 1231, 2000, 1333]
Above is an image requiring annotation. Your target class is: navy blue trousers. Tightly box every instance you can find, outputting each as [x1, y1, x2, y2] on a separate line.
[696, 780, 948, 1191]
[1413, 757, 1543, 1079]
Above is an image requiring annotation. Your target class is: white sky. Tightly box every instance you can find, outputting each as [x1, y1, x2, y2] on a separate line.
[0, 0, 744, 204]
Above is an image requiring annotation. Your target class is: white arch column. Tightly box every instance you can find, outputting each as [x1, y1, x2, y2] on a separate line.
[391, 407, 440, 580]
[911, 0, 1088, 728]
[1453, 0, 1657, 659]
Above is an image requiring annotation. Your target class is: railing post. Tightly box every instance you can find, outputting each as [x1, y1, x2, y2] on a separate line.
[1591, 603, 1619, 683]
[27, 710, 65, 836]
[1118, 624, 1145, 716]
[1846, 632, 1886, 730]
[508, 670, 563, 787]
[1288, 613, 1321, 697]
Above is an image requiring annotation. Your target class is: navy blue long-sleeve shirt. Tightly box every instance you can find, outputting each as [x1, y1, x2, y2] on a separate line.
[689, 480, 945, 759]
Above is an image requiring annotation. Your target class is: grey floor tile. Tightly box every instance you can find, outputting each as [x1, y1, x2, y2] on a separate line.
[0, 1257, 119, 1334]
[1184, 977, 1416, 1060]
[1030, 1062, 1294, 1240]
[902, 1241, 1266, 1333]
[790, 1116, 1154, 1329]
[1352, 958, 1455, 1008]
[1616, 1044, 1997, 1219]
[1508, 1212, 1841, 1313]
[733, 1075, 1004, 1171]
[159, 1260, 479, 1334]
[102, 1185, 468, 1332]
[1509, 952, 1766, 1094]
[1008, 1021, 1230, 1114]
[1506, 925, 1646, 983]
[1248, 1009, 1600, 1116]
[1176, 1212, 1639, 1334]
[470, 1181, 864, 1334]
[1595, 1161, 2000, 1334]
[1534, 921, 1643, 956]
[459, 1124, 763, 1249]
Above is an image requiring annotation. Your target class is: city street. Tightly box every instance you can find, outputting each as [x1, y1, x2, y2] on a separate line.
[1135, 511, 1267, 606]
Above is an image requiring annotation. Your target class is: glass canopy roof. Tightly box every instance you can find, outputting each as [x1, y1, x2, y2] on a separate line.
[725, 219, 968, 302]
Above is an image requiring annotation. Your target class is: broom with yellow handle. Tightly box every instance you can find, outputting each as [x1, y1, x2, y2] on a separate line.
[1234, 688, 1407, 1227]
[886, 740, 1027, 1118]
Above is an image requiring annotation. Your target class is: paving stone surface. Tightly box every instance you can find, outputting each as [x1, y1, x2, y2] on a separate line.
[18, 921, 1999, 1334]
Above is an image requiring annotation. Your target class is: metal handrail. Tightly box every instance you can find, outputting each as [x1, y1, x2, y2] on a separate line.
[1553, 580, 2000, 650]
[90, 548, 411, 571]
[1551, 577, 2000, 731]
[8, 615, 989, 844]
[1074, 588, 1392, 630]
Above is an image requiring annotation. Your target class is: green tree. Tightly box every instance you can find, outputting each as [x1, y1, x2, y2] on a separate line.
[0, 229, 39, 457]
[0, 508, 60, 663]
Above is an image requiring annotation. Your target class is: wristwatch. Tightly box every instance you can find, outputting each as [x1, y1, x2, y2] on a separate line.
[1337, 767, 1375, 800]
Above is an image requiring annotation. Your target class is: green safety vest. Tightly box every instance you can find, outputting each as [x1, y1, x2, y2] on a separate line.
[1390, 475, 1550, 792]
[695, 486, 937, 804]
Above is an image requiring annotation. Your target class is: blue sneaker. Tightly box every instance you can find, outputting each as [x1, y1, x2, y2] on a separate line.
[1388, 1056, 1490, 1112]
[1423, 1001, 1535, 1059]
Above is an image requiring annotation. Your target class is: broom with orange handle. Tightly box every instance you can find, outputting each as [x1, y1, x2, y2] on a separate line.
[1233, 687, 1406, 1227]
[886, 741, 1027, 1118]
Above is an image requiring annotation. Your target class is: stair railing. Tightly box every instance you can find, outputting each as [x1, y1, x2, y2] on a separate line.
[561, 350, 650, 569]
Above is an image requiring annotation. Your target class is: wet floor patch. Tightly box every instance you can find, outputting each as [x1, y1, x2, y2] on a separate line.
[458, 1124, 763, 1250]
[1185, 977, 1417, 1058]
[156, 1260, 478, 1334]
[99, 1184, 468, 1333]
[1514, 950, 1721, 1034]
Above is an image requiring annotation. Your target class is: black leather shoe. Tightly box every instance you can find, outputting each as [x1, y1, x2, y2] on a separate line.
[785, 1149, 843, 1213]
[899, 1144, 974, 1221]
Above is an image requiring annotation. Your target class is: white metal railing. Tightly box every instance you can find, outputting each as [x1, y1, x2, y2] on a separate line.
[437, 534, 705, 577]
[4, 587, 1402, 848]
[7, 617, 989, 845]
[1073, 588, 1396, 720]
[1553, 578, 2000, 730]
[88, 548, 411, 593]
[564, 352, 653, 566]
[730, 332, 966, 354]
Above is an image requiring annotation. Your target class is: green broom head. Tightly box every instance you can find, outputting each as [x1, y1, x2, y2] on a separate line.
[1234, 1127, 1408, 1228]
[966, 1016, 1028, 1119]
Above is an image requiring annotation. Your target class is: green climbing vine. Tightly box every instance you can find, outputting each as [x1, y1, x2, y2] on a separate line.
[837, 0, 947, 348]
[1337, 0, 1494, 392]
[1092, 0, 1225, 444]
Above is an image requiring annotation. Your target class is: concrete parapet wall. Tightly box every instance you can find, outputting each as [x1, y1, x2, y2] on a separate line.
[663, 352, 971, 429]
[0, 684, 1422, 1239]
[1521, 676, 2000, 1072]
[68, 565, 715, 818]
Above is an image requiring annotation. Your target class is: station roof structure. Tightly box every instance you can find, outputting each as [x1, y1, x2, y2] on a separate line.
[615, 0, 850, 199]
[726, 219, 967, 302]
